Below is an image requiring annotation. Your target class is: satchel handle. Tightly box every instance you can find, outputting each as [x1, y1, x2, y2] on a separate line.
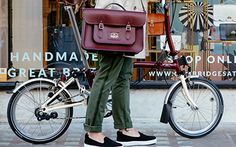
[104, 0, 146, 13]
[104, 3, 126, 11]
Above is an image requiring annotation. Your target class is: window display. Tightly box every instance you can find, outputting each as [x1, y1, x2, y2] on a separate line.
[1, 0, 236, 84]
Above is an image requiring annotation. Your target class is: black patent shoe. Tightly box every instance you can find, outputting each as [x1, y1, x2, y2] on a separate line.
[84, 133, 123, 147]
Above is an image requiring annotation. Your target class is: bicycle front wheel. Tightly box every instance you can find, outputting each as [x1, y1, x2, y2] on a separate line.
[168, 78, 224, 138]
[7, 80, 73, 144]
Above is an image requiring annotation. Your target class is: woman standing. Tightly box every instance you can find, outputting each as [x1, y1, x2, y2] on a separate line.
[84, 0, 157, 146]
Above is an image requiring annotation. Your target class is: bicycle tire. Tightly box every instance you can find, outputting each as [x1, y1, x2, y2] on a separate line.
[168, 78, 224, 138]
[7, 80, 73, 144]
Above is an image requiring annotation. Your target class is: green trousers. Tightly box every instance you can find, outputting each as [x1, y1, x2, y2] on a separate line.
[84, 54, 133, 132]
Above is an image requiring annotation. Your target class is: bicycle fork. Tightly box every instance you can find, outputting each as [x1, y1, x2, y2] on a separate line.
[179, 75, 198, 110]
[160, 75, 199, 123]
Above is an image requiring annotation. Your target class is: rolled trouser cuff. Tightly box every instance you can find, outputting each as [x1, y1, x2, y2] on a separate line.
[114, 122, 133, 130]
[84, 123, 102, 132]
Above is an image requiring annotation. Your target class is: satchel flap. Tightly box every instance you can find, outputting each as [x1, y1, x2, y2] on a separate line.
[148, 14, 165, 23]
[83, 8, 146, 27]
[93, 25, 136, 45]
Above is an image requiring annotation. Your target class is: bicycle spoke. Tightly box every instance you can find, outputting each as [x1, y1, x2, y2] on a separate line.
[197, 96, 215, 106]
[175, 108, 192, 123]
[49, 120, 55, 133]
[39, 81, 42, 105]
[31, 122, 40, 137]
[174, 90, 190, 104]
[18, 90, 40, 106]
[8, 81, 73, 143]
[196, 111, 202, 130]
[174, 95, 188, 105]
[169, 78, 223, 138]
[38, 121, 44, 137]
[200, 105, 216, 112]
[16, 104, 35, 113]
[195, 85, 206, 103]
[172, 104, 187, 109]
[195, 89, 212, 105]
[181, 111, 195, 129]
[197, 110, 211, 125]
[19, 114, 35, 132]
[191, 112, 197, 130]
[22, 85, 40, 106]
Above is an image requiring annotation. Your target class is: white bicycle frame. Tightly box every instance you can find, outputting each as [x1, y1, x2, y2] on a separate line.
[13, 76, 90, 113]
[12, 75, 199, 114]
[13, 5, 199, 116]
[163, 75, 199, 109]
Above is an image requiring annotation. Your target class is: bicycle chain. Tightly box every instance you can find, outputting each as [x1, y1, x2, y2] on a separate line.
[55, 116, 86, 119]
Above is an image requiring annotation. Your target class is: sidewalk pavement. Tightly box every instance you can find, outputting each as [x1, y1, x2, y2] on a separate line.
[1, 89, 236, 146]
[0, 119, 236, 147]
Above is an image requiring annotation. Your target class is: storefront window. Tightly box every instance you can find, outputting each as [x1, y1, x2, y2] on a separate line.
[0, 0, 8, 68]
[1, 0, 236, 85]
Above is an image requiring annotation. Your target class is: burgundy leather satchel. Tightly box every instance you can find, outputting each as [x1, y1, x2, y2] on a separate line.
[81, 7, 146, 55]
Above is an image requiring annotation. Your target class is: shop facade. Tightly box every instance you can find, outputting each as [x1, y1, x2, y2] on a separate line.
[1, 0, 236, 86]
[0, 0, 8, 69]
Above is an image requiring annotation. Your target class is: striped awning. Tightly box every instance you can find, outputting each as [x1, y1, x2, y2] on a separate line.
[179, 2, 213, 32]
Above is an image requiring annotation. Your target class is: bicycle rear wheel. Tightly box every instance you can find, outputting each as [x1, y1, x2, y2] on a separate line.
[7, 80, 73, 144]
[168, 78, 223, 138]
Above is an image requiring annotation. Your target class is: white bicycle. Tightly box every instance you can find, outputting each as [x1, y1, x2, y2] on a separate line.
[7, 0, 224, 144]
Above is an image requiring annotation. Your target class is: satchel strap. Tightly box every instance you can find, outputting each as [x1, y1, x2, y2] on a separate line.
[140, 0, 146, 13]
[104, 3, 126, 11]
[104, 0, 146, 13]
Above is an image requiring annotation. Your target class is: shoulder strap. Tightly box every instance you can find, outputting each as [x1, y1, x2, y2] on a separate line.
[118, 0, 146, 13]
[140, 0, 146, 13]
[104, 3, 126, 11]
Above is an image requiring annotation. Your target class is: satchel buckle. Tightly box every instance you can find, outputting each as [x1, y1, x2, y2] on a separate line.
[126, 24, 132, 31]
[150, 20, 155, 27]
[99, 22, 104, 30]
